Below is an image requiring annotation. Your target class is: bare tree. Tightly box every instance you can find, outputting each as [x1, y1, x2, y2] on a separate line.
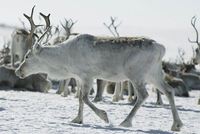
[103, 16, 122, 37]
[177, 48, 186, 64]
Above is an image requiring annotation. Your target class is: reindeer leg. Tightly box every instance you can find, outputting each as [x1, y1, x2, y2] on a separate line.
[71, 89, 84, 124]
[156, 89, 163, 105]
[82, 78, 109, 123]
[120, 81, 148, 127]
[63, 79, 71, 97]
[112, 82, 121, 102]
[156, 81, 183, 131]
[93, 79, 107, 102]
[56, 80, 66, 94]
[128, 81, 135, 103]
[119, 82, 125, 100]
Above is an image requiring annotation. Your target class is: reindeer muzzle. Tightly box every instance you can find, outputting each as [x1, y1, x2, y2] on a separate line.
[15, 68, 25, 79]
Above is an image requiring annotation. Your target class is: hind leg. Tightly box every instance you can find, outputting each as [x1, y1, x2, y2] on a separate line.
[93, 79, 107, 102]
[112, 82, 121, 102]
[63, 79, 71, 97]
[120, 81, 148, 127]
[156, 81, 183, 131]
[156, 89, 163, 105]
[119, 82, 125, 100]
[198, 97, 200, 105]
[56, 80, 66, 94]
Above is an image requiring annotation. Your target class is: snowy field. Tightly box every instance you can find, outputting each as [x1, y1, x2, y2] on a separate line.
[0, 89, 199, 134]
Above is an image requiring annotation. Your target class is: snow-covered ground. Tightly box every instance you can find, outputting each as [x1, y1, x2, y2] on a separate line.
[0, 89, 199, 134]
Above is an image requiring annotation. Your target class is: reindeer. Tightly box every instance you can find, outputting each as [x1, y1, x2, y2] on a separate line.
[0, 41, 11, 65]
[0, 66, 51, 92]
[11, 6, 50, 67]
[15, 31, 183, 131]
[52, 18, 78, 45]
[188, 16, 200, 104]
[94, 80, 136, 103]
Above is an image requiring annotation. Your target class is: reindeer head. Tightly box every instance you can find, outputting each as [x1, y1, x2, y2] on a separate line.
[16, 6, 51, 78]
[189, 16, 200, 64]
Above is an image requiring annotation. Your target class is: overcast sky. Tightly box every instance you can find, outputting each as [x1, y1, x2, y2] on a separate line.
[0, 0, 200, 61]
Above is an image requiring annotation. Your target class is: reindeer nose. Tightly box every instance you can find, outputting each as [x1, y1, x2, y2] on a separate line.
[192, 59, 198, 65]
[15, 68, 24, 78]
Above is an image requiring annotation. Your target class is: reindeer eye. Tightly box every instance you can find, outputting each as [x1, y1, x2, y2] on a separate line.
[25, 55, 29, 59]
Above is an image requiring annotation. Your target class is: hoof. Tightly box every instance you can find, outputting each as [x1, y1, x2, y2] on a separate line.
[128, 97, 134, 103]
[71, 117, 83, 124]
[156, 100, 163, 105]
[171, 121, 183, 131]
[93, 97, 102, 102]
[99, 110, 109, 123]
[119, 96, 124, 100]
[56, 91, 62, 94]
[71, 88, 76, 93]
[119, 120, 132, 128]
[112, 96, 119, 102]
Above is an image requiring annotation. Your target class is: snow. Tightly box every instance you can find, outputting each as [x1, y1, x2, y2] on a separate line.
[0, 89, 199, 134]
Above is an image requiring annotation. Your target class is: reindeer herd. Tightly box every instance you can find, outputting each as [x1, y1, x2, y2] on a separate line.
[1, 6, 200, 132]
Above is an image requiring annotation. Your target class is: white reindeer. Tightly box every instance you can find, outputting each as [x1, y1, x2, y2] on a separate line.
[188, 16, 200, 104]
[94, 80, 135, 103]
[15, 33, 183, 131]
[11, 6, 50, 67]
[0, 65, 51, 92]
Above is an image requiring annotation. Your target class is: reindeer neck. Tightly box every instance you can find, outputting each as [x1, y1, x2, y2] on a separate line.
[40, 45, 69, 66]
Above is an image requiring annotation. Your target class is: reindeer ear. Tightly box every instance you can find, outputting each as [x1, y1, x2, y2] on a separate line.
[196, 48, 199, 53]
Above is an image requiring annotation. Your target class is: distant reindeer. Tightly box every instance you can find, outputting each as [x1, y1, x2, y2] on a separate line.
[0, 66, 51, 92]
[16, 31, 183, 131]
[163, 62, 200, 90]
[52, 18, 78, 45]
[188, 16, 200, 104]
[94, 80, 136, 103]
[94, 17, 134, 103]
[52, 18, 79, 97]
[0, 41, 11, 65]
[11, 6, 50, 67]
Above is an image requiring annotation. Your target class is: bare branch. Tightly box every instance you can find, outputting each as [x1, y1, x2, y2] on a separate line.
[103, 16, 122, 37]
[18, 18, 27, 30]
[178, 48, 186, 65]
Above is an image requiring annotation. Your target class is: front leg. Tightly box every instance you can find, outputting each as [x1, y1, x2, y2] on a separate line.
[82, 78, 109, 123]
[71, 88, 84, 124]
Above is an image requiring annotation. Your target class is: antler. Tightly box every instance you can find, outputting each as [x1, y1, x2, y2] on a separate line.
[23, 6, 43, 48]
[23, 6, 42, 36]
[61, 18, 77, 39]
[39, 13, 51, 30]
[38, 13, 52, 44]
[188, 16, 200, 47]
